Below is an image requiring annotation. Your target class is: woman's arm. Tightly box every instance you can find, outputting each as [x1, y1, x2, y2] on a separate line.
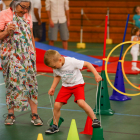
[0, 24, 15, 40]
[0, 29, 8, 40]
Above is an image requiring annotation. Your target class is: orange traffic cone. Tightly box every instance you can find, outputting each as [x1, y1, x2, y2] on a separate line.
[79, 116, 93, 135]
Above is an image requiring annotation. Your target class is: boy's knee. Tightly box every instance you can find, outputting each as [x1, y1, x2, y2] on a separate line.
[54, 102, 62, 110]
[77, 100, 85, 108]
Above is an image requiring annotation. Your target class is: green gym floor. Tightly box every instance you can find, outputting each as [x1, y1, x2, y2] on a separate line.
[0, 42, 140, 140]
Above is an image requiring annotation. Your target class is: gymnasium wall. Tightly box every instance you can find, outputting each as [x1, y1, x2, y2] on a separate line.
[3, 0, 140, 43]
[41, 0, 139, 43]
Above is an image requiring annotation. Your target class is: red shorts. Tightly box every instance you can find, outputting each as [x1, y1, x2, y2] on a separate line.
[55, 83, 85, 104]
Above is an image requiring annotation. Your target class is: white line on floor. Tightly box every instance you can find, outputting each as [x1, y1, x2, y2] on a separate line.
[36, 73, 47, 76]
[0, 83, 5, 86]
[76, 50, 88, 53]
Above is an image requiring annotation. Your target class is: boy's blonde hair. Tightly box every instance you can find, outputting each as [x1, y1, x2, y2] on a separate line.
[44, 50, 61, 66]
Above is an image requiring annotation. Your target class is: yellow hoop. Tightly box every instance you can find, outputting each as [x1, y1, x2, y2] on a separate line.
[121, 41, 140, 90]
[104, 41, 140, 96]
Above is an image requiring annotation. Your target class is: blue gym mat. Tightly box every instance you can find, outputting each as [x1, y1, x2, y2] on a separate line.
[35, 42, 103, 67]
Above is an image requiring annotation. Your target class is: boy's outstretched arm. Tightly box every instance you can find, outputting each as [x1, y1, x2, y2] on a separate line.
[48, 76, 61, 96]
[83, 61, 102, 83]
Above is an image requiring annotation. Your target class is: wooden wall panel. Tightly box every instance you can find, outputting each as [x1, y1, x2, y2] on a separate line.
[2, 0, 139, 43]
[41, 0, 139, 43]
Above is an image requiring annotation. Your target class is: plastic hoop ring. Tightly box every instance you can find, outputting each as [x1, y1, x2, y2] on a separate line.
[104, 41, 140, 96]
[121, 41, 140, 90]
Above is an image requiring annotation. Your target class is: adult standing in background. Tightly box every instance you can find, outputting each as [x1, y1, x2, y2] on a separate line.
[0, 0, 2, 11]
[45, 0, 70, 50]
[30, 0, 42, 42]
[0, 0, 43, 125]
[0, 0, 6, 11]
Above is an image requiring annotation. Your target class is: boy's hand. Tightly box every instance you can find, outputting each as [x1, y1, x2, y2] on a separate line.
[95, 74, 102, 83]
[48, 88, 55, 96]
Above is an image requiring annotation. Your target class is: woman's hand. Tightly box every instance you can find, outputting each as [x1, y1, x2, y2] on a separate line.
[48, 88, 55, 96]
[6, 23, 15, 34]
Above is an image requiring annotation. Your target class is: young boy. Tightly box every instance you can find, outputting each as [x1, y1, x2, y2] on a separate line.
[44, 50, 102, 134]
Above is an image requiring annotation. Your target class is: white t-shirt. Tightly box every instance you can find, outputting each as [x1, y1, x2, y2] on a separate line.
[130, 35, 139, 54]
[30, 0, 41, 22]
[45, 0, 69, 24]
[53, 57, 84, 87]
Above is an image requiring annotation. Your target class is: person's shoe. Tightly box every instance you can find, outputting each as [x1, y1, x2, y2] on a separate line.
[45, 124, 59, 134]
[132, 67, 140, 71]
[92, 119, 101, 128]
[4, 113, 15, 125]
[31, 113, 43, 126]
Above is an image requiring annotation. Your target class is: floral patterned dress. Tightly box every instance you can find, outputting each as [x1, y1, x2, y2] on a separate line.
[1, 13, 38, 111]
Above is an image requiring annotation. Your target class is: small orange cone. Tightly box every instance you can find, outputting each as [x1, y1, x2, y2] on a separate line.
[79, 116, 93, 135]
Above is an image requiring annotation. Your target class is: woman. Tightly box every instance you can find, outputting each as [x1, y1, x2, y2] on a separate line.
[0, 0, 6, 64]
[0, 0, 43, 125]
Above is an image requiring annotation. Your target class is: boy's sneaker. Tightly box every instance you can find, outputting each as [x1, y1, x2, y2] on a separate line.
[4, 113, 15, 125]
[31, 113, 43, 126]
[45, 124, 59, 134]
[92, 119, 101, 128]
